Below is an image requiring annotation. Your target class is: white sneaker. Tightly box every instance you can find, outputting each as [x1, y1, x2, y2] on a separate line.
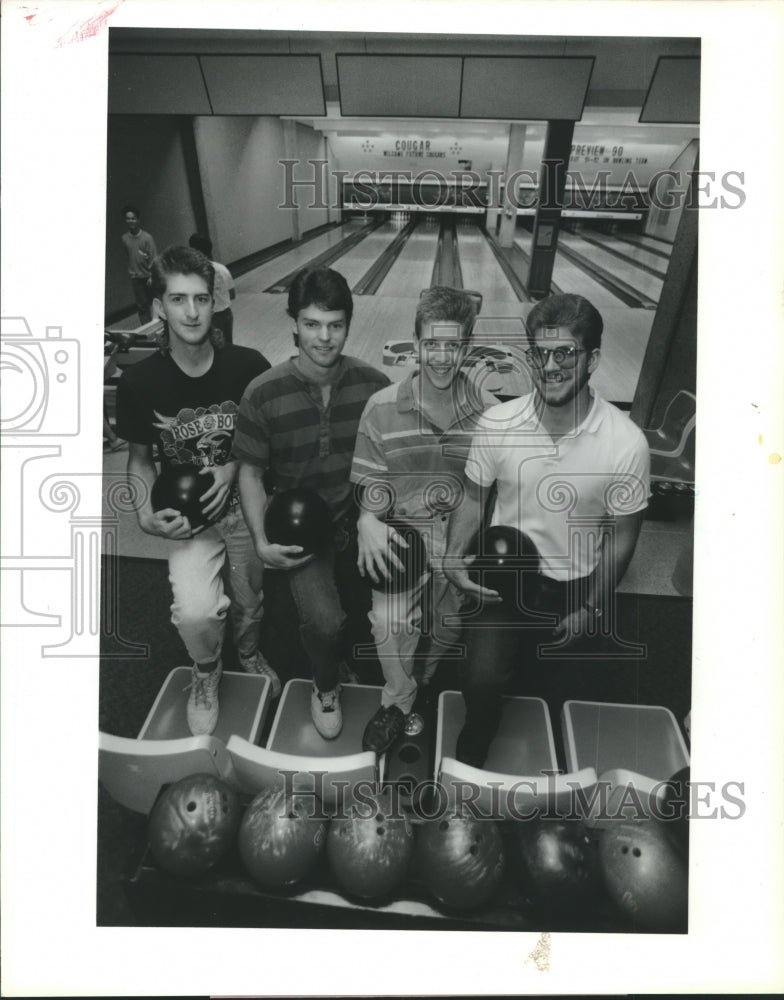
[310, 684, 342, 740]
[187, 662, 222, 736]
[239, 651, 282, 698]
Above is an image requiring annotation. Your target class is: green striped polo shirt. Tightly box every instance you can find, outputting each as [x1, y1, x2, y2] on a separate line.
[233, 356, 390, 520]
[350, 372, 496, 520]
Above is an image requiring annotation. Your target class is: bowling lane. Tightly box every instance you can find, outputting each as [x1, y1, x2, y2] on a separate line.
[375, 221, 440, 297]
[615, 232, 674, 259]
[557, 231, 664, 302]
[234, 219, 368, 295]
[330, 220, 406, 287]
[514, 231, 626, 312]
[457, 224, 520, 304]
[569, 229, 669, 276]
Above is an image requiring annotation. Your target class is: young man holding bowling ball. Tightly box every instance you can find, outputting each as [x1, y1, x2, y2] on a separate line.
[351, 287, 497, 754]
[443, 293, 650, 768]
[233, 267, 389, 740]
[116, 246, 279, 736]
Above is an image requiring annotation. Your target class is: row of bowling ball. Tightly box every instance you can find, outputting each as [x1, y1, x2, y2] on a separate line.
[147, 773, 688, 931]
[152, 467, 539, 599]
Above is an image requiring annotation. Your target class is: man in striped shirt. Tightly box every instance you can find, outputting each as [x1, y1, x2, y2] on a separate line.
[233, 267, 389, 740]
[350, 287, 497, 754]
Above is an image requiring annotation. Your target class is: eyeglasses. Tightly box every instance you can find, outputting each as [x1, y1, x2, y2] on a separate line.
[524, 345, 588, 369]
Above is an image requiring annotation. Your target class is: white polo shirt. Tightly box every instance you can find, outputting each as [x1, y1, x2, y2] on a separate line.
[211, 260, 235, 313]
[465, 390, 650, 581]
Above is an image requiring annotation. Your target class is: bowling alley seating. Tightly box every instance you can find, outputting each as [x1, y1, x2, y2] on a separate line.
[98, 668, 274, 814]
[226, 738, 377, 813]
[644, 389, 696, 484]
[98, 732, 236, 815]
[222, 679, 384, 811]
[560, 699, 690, 826]
[434, 691, 599, 819]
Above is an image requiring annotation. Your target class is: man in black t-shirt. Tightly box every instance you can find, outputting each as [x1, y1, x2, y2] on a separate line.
[116, 245, 279, 736]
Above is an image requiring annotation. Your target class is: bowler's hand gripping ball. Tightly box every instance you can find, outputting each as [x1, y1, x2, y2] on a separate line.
[151, 462, 215, 529]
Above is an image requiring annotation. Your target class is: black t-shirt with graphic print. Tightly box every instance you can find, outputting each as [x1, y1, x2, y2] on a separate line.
[116, 345, 270, 512]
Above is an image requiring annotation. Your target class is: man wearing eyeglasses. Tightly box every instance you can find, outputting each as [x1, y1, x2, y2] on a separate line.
[443, 293, 650, 768]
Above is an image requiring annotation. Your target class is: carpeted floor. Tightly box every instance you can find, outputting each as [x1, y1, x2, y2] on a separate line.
[98, 554, 692, 926]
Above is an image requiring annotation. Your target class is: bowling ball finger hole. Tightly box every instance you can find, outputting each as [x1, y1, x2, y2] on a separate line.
[439, 821, 449, 831]
[632, 847, 641, 857]
[377, 826, 385, 836]
[187, 801, 197, 812]
[397, 745, 421, 763]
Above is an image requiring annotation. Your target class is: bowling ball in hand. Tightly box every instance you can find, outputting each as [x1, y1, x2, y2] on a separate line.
[264, 487, 333, 555]
[147, 773, 241, 877]
[369, 521, 430, 594]
[151, 463, 215, 528]
[467, 524, 540, 608]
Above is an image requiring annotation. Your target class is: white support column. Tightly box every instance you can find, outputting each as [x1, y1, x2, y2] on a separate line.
[498, 123, 526, 248]
[283, 119, 301, 243]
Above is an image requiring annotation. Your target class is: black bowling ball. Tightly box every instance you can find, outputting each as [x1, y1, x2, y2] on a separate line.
[516, 818, 602, 913]
[151, 463, 214, 529]
[264, 488, 333, 555]
[369, 521, 430, 594]
[660, 766, 690, 859]
[467, 524, 540, 609]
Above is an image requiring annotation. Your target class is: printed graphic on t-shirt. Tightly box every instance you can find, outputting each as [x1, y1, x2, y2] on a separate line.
[152, 402, 241, 512]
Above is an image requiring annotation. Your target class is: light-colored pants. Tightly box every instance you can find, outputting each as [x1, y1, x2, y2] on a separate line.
[168, 507, 263, 665]
[368, 517, 463, 715]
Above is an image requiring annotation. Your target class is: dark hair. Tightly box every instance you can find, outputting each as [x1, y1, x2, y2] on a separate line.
[525, 293, 603, 352]
[415, 286, 477, 340]
[121, 205, 141, 219]
[150, 245, 215, 300]
[287, 267, 353, 328]
[188, 233, 213, 257]
[149, 247, 222, 352]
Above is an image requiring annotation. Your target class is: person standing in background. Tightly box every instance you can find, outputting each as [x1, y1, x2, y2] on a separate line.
[189, 234, 236, 345]
[121, 205, 157, 326]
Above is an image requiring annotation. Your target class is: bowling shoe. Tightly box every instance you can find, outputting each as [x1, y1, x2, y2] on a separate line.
[239, 651, 282, 698]
[187, 661, 222, 736]
[362, 704, 406, 754]
[311, 684, 343, 739]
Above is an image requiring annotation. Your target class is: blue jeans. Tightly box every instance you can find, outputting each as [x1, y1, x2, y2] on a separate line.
[282, 538, 348, 694]
[130, 276, 153, 326]
[168, 507, 263, 665]
[457, 575, 585, 767]
[369, 517, 463, 714]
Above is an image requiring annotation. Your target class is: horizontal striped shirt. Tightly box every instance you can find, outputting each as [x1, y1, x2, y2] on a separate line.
[350, 372, 496, 520]
[233, 356, 390, 519]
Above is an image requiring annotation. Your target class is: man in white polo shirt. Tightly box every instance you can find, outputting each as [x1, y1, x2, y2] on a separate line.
[443, 293, 650, 768]
[189, 234, 236, 344]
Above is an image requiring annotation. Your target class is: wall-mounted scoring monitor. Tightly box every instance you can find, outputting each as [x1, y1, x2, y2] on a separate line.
[639, 56, 700, 124]
[460, 56, 595, 120]
[108, 55, 212, 114]
[337, 55, 463, 117]
[108, 53, 325, 116]
[199, 55, 325, 116]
